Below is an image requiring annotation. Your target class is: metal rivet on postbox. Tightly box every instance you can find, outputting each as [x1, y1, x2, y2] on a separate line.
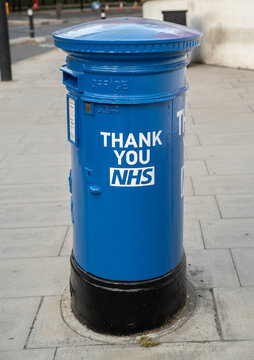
[53, 18, 201, 336]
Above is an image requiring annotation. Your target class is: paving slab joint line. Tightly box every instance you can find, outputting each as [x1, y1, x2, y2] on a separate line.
[189, 176, 195, 196]
[230, 82, 237, 89]
[184, 148, 189, 161]
[210, 288, 223, 340]
[0, 169, 11, 184]
[24, 296, 44, 349]
[229, 248, 242, 287]
[17, 132, 32, 145]
[190, 115, 196, 125]
[58, 225, 71, 257]
[196, 134, 202, 146]
[214, 195, 223, 219]
[248, 105, 254, 113]
[53, 348, 58, 360]
[200, 159, 210, 176]
[198, 220, 206, 249]
[237, 92, 244, 100]
[22, 143, 33, 155]
[0, 154, 7, 163]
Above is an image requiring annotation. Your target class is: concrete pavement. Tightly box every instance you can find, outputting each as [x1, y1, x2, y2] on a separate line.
[0, 50, 253, 359]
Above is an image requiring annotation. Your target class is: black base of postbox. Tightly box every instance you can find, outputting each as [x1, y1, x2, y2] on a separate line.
[69, 252, 186, 336]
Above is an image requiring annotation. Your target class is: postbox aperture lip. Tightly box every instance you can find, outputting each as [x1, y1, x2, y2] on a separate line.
[52, 17, 202, 54]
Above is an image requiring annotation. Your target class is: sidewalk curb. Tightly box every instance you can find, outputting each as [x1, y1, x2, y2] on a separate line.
[9, 19, 67, 26]
[10, 36, 51, 46]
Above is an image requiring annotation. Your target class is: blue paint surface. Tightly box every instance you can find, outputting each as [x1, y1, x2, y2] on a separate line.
[53, 18, 201, 281]
[53, 17, 201, 53]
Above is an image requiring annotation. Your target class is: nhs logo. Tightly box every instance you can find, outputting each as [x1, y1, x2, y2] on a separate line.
[110, 167, 155, 187]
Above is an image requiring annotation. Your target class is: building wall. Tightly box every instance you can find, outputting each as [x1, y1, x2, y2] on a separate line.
[143, 0, 187, 20]
[143, 0, 254, 70]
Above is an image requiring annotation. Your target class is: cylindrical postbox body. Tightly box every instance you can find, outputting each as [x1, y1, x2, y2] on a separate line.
[53, 18, 201, 335]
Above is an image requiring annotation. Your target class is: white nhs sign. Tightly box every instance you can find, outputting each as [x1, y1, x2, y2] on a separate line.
[110, 167, 155, 187]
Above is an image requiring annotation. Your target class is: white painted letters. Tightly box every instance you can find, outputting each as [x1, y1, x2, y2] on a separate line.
[114, 150, 125, 165]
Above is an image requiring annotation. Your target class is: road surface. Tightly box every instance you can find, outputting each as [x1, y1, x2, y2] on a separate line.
[9, 8, 142, 64]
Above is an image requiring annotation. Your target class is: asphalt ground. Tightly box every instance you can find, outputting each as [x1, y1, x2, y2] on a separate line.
[8, 8, 142, 64]
[10, 41, 55, 64]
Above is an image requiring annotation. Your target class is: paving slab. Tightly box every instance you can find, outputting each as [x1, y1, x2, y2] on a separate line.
[199, 132, 254, 146]
[192, 175, 254, 195]
[21, 124, 67, 143]
[189, 99, 249, 110]
[185, 115, 194, 125]
[184, 196, 220, 220]
[186, 120, 254, 135]
[183, 220, 204, 250]
[184, 177, 194, 196]
[24, 141, 69, 154]
[0, 109, 63, 118]
[231, 248, 254, 286]
[0, 154, 70, 169]
[240, 91, 254, 99]
[27, 296, 104, 348]
[189, 82, 233, 89]
[0, 183, 68, 203]
[201, 219, 254, 248]
[38, 115, 67, 124]
[160, 289, 220, 342]
[0, 132, 26, 144]
[185, 160, 208, 176]
[60, 225, 72, 256]
[185, 134, 200, 146]
[190, 107, 252, 123]
[186, 249, 239, 289]
[0, 92, 62, 110]
[0, 169, 9, 182]
[0, 117, 38, 126]
[20, 131, 67, 146]
[187, 88, 242, 100]
[0, 226, 68, 258]
[0, 257, 69, 298]
[0, 143, 27, 156]
[1, 168, 68, 185]
[0, 297, 41, 351]
[217, 194, 254, 218]
[0, 123, 31, 135]
[186, 144, 254, 160]
[0, 349, 55, 360]
[0, 202, 70, 228]
[206, 158, 254, 175]
[54, 341, 254, 360]
[0, 101, 52, 112]
[232, 81, 254, 89]
[214, 287, 254, 340]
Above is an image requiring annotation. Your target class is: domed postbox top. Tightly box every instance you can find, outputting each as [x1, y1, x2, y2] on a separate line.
[53, 17, 201, 54]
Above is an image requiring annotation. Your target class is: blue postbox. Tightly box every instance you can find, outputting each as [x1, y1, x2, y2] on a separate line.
[53, 18, 201, 335]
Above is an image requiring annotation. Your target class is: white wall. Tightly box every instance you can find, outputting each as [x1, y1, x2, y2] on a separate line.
[143, 0, 254, 70]
[143, 0, 187, 21]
